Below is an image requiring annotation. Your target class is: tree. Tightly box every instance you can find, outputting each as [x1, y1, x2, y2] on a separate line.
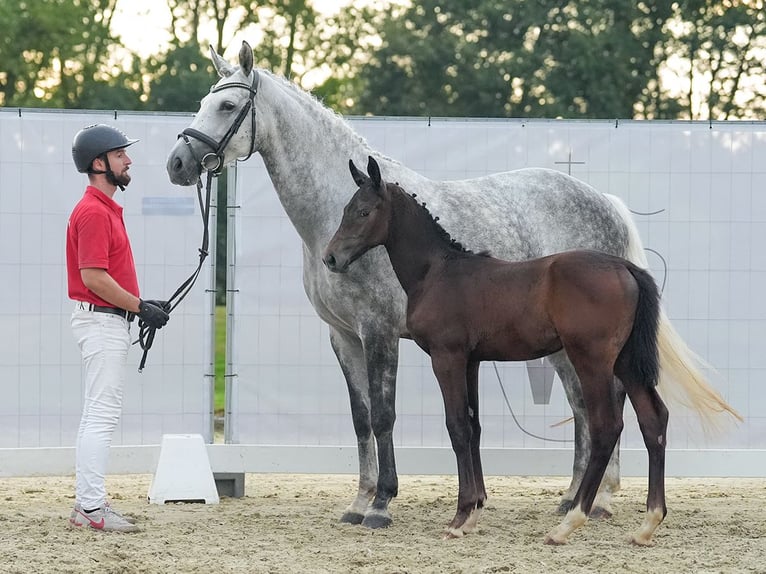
[0, 0, 144, 109]
[351, 0, 679, 119]
[661, 0, 766, 120]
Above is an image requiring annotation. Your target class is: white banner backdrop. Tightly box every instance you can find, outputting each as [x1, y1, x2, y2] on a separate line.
[230, 118, 765, 466]
[0, 109, 215, 454]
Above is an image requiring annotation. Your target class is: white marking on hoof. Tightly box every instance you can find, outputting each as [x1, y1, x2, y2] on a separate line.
[545, 507, 587, 545]
[461, 506, 483, 534]
[630, 508, 664, 546]
[443, 526, 465, 539]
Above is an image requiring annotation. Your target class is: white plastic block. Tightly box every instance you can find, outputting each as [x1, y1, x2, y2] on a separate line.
[148, 434, 220, 504]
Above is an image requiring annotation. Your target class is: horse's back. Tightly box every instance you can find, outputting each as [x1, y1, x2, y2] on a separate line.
[395, 166, 629, 264]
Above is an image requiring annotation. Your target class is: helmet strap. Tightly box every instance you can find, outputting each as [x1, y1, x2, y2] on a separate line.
[90, 154, 125, 191]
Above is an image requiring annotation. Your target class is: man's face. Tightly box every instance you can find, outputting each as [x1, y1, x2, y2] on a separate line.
[95, 147, 132, 188]
[107, 148, 132, 187]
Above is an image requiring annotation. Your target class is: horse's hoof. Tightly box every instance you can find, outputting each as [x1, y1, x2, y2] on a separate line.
[544, 534, 567, 545]
[361, 512, 392, 529]
[589, 506, 613, 520]
[442, 527, 465, 540]
[340, 511, 365, 525]
[630, 535, 655, 547]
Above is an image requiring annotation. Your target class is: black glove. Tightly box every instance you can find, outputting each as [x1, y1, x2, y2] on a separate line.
[142, 299, 171, 312]
[137, 299, 170, 329]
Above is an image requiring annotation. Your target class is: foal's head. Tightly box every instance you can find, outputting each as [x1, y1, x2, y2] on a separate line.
[322, 157, 391, 273]
[323, 156, 394, 273]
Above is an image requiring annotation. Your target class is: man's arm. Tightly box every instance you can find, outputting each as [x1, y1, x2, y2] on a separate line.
[80, 268, 141, 313]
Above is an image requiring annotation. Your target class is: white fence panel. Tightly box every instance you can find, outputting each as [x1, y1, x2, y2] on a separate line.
[0, 109, 215, 456]
[230, 118, 764, 475]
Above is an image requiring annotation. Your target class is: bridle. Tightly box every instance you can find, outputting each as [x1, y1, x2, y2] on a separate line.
[178, 70, 261, 174]
[136, 70, 260, 372]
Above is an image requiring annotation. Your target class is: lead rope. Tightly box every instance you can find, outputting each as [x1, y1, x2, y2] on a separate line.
[135, 170, 214, 371]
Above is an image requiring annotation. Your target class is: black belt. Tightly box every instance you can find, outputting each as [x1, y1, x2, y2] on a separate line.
[87, 303, 135, 323]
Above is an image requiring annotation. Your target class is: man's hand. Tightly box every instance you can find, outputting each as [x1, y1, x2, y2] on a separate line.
[137, 299, 170, 329]
[142, 299, 171, 312]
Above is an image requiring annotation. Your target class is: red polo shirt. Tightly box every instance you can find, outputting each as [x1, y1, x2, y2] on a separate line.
[66, 186, 140, 306]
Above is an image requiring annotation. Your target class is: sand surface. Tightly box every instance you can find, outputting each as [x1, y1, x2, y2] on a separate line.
[1, 473, 764, 573]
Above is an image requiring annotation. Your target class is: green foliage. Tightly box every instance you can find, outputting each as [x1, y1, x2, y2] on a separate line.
[215, 305, 226, 414]
[350, 0, 679, 119]
[0, 0, 145, 109]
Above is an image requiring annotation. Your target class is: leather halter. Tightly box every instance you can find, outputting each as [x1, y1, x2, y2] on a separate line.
[178, 70, 261, 174]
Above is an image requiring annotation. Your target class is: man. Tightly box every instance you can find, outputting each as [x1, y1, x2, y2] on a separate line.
[66, 124, 170, 533]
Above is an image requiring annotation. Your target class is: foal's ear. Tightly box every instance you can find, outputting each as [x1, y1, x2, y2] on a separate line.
[349, 159, 368, 187]
[367, 156, 383, 191]
[239, 41, 254, 77]
[210, 45, 235, 78]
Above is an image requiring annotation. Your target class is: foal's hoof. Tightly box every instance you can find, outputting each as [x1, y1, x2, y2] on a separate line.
[361, 510, 392, 529]
[340, 511, 365, 525]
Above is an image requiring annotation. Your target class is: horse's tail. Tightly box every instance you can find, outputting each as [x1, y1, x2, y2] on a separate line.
[621, 265, 661, 389]
[605, 193, 743, 431]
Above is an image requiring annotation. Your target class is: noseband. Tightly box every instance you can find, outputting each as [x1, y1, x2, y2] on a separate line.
[179, 70, 261, 174]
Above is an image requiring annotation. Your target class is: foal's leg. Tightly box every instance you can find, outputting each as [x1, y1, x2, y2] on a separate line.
[549, 352, 622, 517]
[462, 360, 485, 534]
[329, 326, 399, 528]
[622, 383, 669, 546]
[430, 351, 479, 538]
[546, 367, 623, 545]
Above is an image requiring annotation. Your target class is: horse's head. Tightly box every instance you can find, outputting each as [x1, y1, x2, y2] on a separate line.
[323, 156, 392, 273]
[166, 41, 260, 186]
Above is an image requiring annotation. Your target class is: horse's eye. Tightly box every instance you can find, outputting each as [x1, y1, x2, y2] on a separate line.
[220, 101, 236, 111]
[359, 209, 369, 217]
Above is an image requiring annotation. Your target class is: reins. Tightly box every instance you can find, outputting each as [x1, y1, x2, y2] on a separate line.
[135, 170, 214, 372]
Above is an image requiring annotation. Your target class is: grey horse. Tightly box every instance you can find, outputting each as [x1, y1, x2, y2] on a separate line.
[166, 41, 738, 529]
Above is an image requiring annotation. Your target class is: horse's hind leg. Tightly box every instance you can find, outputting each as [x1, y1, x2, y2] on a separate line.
[621, 380, 669, 546]
[329, 326, 399, 528]
[549, 352, 623, 518]
[462, 360, 485, 534]
[546, 367, 623, 545]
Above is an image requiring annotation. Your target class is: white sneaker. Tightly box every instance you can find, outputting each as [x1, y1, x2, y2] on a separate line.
[69, 504, 140, 533]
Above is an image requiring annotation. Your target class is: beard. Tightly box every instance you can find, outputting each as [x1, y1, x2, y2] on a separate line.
[107, 169, 131, 189]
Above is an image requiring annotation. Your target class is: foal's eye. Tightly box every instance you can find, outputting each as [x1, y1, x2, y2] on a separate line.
[219, 101, 236, 111]
[359, 209, 370, 217]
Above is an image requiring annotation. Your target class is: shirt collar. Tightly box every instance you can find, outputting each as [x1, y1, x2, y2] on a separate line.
[85, 186, 123, 217]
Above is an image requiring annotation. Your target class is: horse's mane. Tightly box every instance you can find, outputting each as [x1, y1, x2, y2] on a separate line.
[393, 184, 488, 257]
[258, 68, 403, 168]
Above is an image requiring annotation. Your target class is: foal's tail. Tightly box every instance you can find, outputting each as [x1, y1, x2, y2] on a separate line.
[605, 194, 743, 432]
[621, 265, 661, 389]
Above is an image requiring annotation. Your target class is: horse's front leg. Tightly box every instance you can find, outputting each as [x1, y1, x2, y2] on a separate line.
[329, 326, 379, 525]
[430, 351, 479, 539]
[360, 328, 401, 529]
[549, 352, 623, 518]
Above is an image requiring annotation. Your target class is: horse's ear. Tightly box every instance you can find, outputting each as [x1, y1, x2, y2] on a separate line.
[210, 45, 235, 78]
[349, 159, 368, 187]
[239, 41, 254, 77]
[367, 156, 383, 191]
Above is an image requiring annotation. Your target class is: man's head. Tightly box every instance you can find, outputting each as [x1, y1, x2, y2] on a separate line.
[72, 124, 138, 190]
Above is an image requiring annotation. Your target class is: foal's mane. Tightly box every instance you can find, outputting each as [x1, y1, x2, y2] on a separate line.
[391, 183, 482, 256]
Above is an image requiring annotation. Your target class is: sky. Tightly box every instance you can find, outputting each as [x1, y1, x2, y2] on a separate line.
[112, 0, 352, 58]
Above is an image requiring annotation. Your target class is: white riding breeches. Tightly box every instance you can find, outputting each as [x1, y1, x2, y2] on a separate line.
[71, 304, 131, 510]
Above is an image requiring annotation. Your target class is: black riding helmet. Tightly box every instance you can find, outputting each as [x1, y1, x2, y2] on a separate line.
[72, 124, 138, 174]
